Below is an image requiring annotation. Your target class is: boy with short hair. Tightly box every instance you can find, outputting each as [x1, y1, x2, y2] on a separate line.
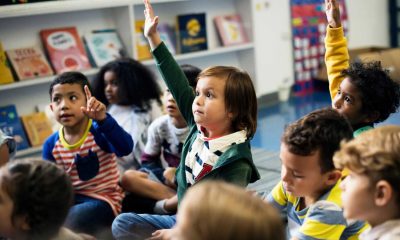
[325, 0, 400, 136]
[43, 71, 133, 236]
[334, 125, 400, 240]
[266, 108, 367, 239]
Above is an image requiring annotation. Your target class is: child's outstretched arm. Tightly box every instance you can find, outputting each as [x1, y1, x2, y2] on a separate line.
[325, 0, 349, 101]
[142, 0, 195, 126]
[143, 0, 162, 50]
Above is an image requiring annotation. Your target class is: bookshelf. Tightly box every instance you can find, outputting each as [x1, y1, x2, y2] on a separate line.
[0, 0, 293, 158]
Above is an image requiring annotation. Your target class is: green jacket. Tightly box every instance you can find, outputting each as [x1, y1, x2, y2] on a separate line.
[153, 42, 260, 203]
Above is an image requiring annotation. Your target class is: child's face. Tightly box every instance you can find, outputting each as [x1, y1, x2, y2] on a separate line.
[164, 89, 185, 121]
[50, 83, 87, 128]
[332, 77, 367, 126]
[192, 76, 232, 135]
[104, 70, 119, 105]
[280, 143, 333, 203]
[0, 179, 17, 238]
[339, 171, 375, 221]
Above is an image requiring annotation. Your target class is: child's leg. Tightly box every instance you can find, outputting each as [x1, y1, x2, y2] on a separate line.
[121, 170, 176, 200]
[65, 194, 115, 236]
[112, 213, 176, 240]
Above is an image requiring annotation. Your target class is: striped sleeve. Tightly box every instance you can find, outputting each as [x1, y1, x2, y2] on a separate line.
[296, 200, 347, 240]
[266, 181, 288, 211]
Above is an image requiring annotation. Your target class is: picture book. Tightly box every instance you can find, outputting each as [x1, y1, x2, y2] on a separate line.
[158, 23, 177, 55]
[0, 42, 14, 85]
[214, 14, 249, 46]
[6, 46, 54, 81]
[35, 103, 61, 132]
[176, 13, 208, 54]
[135, 20, 152, 60]
[20, 112, 53, 147]
[0, 105, 29, 151]
[40, 26, 91, 74]
[84, 29, 126, 67]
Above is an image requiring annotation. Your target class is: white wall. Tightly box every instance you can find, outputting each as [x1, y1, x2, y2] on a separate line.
[346, 0, 390, 48]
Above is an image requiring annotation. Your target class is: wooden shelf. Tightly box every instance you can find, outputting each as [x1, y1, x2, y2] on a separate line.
[141, 42, 254, 66]
[0, 68, 99, 92]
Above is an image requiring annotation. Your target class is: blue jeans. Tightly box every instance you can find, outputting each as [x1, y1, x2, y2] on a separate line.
[65, 194, 115, 236]
[112, 213, 176, 240]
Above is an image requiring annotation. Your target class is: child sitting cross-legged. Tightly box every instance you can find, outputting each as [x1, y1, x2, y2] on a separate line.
[266, 108, 368, 240]
[120, 64, 201, 214]
[111, 1, 260, 239]
[43, 71, 133, 237]
[334, 125, 400, 240]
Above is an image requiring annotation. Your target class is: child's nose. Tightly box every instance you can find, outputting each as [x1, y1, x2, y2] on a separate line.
[333, 97, 342, 109]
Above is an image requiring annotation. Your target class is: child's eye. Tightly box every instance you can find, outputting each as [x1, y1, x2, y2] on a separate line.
[293, 172, 304, 178]
[344, 96, 351, 103]
[206, 92, 212, 98]
[52, 97, 60, 103]
[195, 91, 200, 96]
[70, 95, 77, 101]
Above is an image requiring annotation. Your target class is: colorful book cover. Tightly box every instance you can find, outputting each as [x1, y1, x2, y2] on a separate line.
[0, 105, 29, 151]
[6, 46, 54, 81]
[176, 13, 208, 54]
[135, 20, 152, 60]
[84, 29, 126, 67]
[20, 112, 53, 147]
[158, 23, 177, 55]
[214, 14, 249, 46]
[0, 42, 14, 85]
[40, 26, 91, 74]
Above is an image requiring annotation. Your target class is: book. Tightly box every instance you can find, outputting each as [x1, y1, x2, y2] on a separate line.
[176, 13, 208, 54]
[135, 20, 152, 60]
[158, 23, 176, 55]
[35, 103, 61, 132]
[0, 42, 14, 85]
[40, 26, 91, 74]
[83, 29, 126, 67]
[0, 105, 29, 151]
[214, 14, 249, 46]
[20, 112, 53, 147]
[6, 46, 54, 81]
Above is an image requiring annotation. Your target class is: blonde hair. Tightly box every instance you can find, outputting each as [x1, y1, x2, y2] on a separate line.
[198, 66, 257, 138]
[176, 181, 285, 240]
[333, 125, 400, 200]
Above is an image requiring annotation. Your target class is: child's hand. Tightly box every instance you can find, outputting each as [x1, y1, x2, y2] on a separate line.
[148, 229, 174, 240]
[143, 0, 162, 50]
[81, 85, 107, 122]
[325, 0, 341, 28]
[163, 167, 176, 188]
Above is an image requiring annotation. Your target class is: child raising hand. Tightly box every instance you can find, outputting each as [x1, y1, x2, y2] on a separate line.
[112, 1, 260, 239]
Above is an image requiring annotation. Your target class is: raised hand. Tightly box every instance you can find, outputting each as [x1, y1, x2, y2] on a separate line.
[325, 0, 341, 28]
[81, 85, 107, 121]
[143, 0, 162, 50]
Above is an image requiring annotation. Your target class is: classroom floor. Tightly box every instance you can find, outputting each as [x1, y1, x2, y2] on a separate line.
[248, 90, 400, 194]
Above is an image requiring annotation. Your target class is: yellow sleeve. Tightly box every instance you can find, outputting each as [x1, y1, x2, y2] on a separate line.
[325, 26, 349, 101]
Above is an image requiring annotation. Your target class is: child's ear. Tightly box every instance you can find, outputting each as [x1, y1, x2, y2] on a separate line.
[15, 215, 31, 231]
[49, 103, 54, 112]
[325, 169, 342, 186]
[374, 180, 392, 207]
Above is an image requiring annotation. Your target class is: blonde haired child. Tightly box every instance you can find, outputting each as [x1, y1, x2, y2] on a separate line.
[111, 1, 260, 239]
[334, 125, 400, 240]
[172, 181, 285, 240]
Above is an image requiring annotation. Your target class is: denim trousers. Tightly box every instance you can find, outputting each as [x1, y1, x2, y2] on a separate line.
[112, 212, 177, 240]
[65, 194, 115, 236]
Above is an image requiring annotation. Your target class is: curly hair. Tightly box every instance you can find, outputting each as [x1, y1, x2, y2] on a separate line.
[282, 108, 353, 173]
[92, 58, 162, 110]
[334, 125, 400, 202]
[198, 66, 257, 138]
[1, 159, 73, 240]
[341, 61, 400, 123]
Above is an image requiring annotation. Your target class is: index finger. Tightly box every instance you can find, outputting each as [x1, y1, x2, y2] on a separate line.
[84, 85, 92, 100]
[144, 0, 154, 18]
